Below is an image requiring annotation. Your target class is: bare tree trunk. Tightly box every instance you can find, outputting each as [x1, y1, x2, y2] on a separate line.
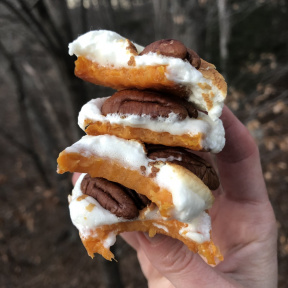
[57, 0, 74, 41]
[0, 40, 52, 188]
[81, 0, 88, 33]
[22, 62, 71, 149]
[184, 0, 206, 53]
[170, 0, 206, 53]
[99, 0, 116, 30]
[217, 0, 230, 77]
[14, 0, 89, 124]
[204, 0, 218, 61]
[152, 0, 171, 39]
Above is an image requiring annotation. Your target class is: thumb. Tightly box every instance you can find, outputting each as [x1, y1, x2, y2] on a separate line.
[137, 233, 232, 288]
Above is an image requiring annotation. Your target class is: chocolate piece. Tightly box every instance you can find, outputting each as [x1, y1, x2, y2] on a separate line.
[101, 89, 198, 119]
[81, 175, 150, 219]
[139, 39, 201, 69]
[147, 145, 220, 190]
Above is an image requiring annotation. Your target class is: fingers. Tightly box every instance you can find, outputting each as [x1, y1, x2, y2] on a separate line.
[121, 232, 176, 287]
[135, 233, 232, 288]
[216, 106, 268, 203]
[121, 231, 141, 250]
[72, 172, 81, 185]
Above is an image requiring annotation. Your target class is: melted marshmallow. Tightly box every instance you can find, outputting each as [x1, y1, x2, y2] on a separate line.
[65, 134, 149, 170]
[64, 135, 213, 222]
[69, 173, 211, 244]
[155, 163, 212, 221]
[78, 97, 225, 153]
[69, 30, 226, 120]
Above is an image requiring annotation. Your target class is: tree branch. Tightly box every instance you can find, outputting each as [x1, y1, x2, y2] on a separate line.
[0, 127, 51, 188]
[0, 39, 51, 188]
[34, 0, 66, 49]
[17, 0, 61, 56]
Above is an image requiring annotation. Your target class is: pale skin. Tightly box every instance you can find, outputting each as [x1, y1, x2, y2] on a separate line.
[72, 106, 278, 288]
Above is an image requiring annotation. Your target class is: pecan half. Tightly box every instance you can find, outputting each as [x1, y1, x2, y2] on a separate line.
[139, 39, 187, 59]
[101, 89, 198, 119]
[139, 39, 201, 69]
[147, 145, 220, 190]
[81, 175, 150, 219]
[187, 48, 201, 70]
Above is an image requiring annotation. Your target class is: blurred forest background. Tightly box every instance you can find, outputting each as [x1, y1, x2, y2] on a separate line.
[0, 0, 287, 287]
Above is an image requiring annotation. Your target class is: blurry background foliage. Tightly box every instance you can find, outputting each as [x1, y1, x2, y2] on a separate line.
[0, 0, 287, 287]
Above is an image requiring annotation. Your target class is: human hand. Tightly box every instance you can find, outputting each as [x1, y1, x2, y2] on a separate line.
[120, 106, 278, 288]
[72, 106, 277, 288]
